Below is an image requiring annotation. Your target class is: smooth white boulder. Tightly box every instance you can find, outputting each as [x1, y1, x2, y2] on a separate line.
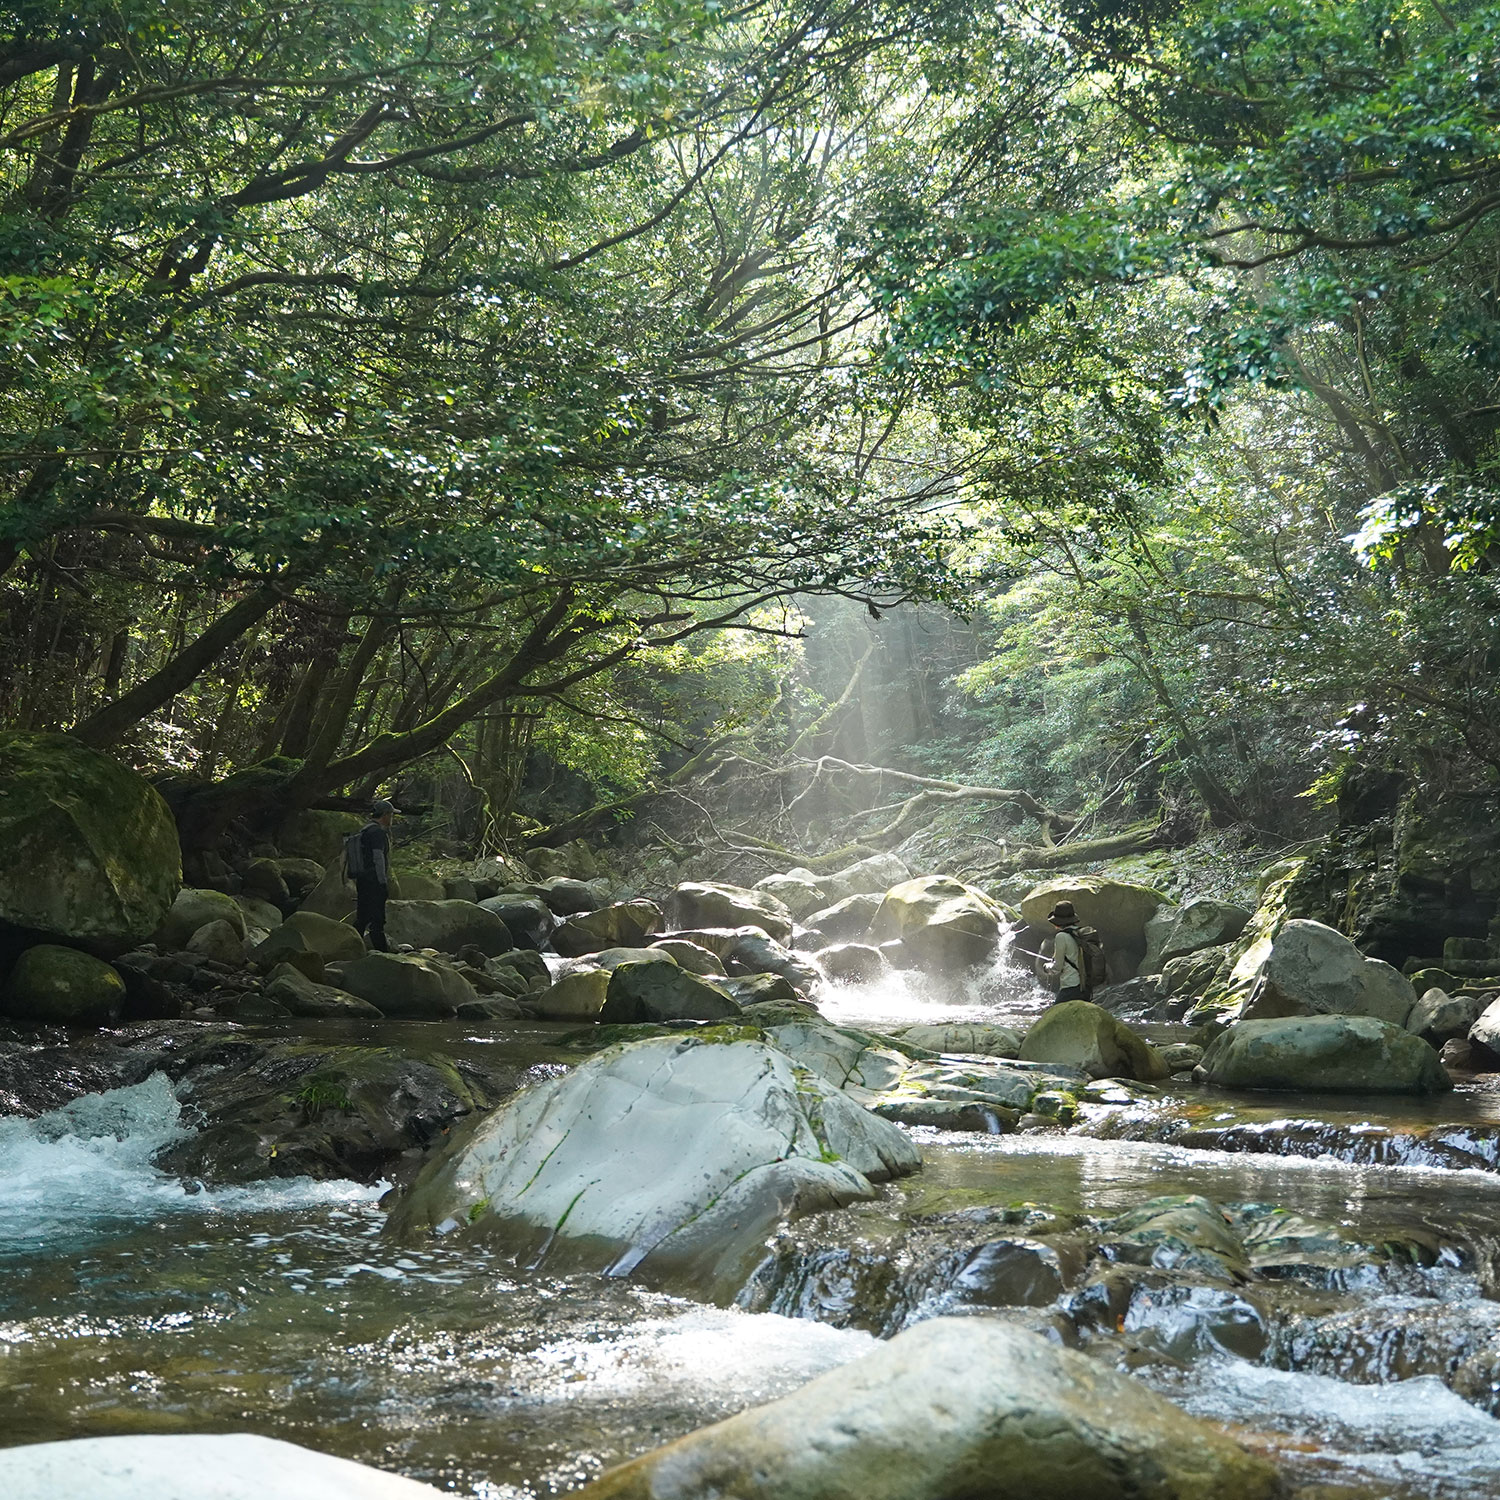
[0, 1433, 447, 1499]
[387, 1033, 919, 1295]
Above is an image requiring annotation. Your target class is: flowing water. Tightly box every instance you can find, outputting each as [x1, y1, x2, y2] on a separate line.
[7, 963, 1500, 1497]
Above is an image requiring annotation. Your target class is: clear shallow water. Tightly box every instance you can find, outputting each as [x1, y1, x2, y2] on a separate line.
[7, 1026, 1500, 1498]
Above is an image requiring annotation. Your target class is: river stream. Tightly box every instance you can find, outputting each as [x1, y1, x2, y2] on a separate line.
[6, 964, 1500, 1497]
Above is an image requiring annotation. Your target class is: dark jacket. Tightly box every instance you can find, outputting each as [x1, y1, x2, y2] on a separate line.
[357, 821, 390, 886]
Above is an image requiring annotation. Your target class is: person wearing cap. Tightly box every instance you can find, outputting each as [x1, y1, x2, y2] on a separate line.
[1036, 900, 1085, 1002]
[354, 799, 395, 952]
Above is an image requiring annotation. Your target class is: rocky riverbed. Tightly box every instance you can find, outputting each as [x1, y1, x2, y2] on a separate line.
[13, 737, 1500, 1495]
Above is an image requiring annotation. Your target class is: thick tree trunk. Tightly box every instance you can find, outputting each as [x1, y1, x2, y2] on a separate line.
[71, 583, 285, 749]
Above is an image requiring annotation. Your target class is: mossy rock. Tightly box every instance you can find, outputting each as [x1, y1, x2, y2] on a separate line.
[274, 808, 362, 864]
[153, 887, 247, 950]
[0, 732, 180, 950]
[2, 943, 126, 1025]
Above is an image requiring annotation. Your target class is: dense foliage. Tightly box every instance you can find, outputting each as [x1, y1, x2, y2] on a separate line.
[5, 0, 1500, 853]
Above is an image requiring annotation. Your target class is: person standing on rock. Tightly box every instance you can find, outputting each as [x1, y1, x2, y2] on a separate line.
[350, 799, 394, 952]
[1037, 900, 1085, 1003]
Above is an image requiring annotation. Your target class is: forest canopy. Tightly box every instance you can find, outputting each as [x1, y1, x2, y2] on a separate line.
[5, 0, 1500, 860]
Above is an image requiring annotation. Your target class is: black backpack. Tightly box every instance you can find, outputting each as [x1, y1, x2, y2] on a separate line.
[342, 828, 368, 880]
[1076, 925, 1108, 996]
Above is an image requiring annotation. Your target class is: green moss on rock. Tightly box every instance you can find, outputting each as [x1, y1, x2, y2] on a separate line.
[0, 732, 180, 950]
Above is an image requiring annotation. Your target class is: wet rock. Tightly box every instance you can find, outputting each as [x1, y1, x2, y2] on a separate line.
[890, 1022, 1021, 1057]
[1020, 877, 1170, 981]
[869, 875, 1001, 972]
[1100, 1196, 1250, 1280]
[649, 939, 727, 975]
[0, 1433, 450, 1499]
[264, 963, 382, 1018]
[722, 974, 803, 1005]
[552, 899, 664, 956]
[600, 960, 742, 1024]
[384, 899, 513, 957]
[1442, 1035, 1476, 1069]
[0, 732, 181, 953]
[153, 887, 246, 951]
[591, 946, 680, 972]
[0, 1036, 162, 1115]
[1, 944, 126, 1026]
[156, 1039, 505, 1184]
[456, 995, 526, 1020]
[491, 948, 550, 990]
[1157, 1042, 1204, 1074]
[817, 942, 886, 984]
[1141, 898, 1252, 974]
[764, 1020, 914, 1096]
[573, 1316, 1281, 1500]
[667, 882, 794, 943]
[1240, 919, 1417, 1027]
[1019, 1001, 1169, 1081]
[477, 894, 552, 948]
[1197, 1014, 1452, 1094]
[388, 1033, 919, 1294]
[328, 951, 478, 1019]
[530, 876, 604, 914]
[739, 997, 825, 1025]
[799, 892, 882, 945]
[532, 967, 611, 1020]
[871, 1098, 1018, 1132]
[753, 870, 833, 921]
[1406, 986, 1482, 1047]
[186, 918, 245, 967]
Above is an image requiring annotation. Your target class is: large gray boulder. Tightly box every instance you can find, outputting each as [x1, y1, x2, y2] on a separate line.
[869, 876, 1000, 972]
[1468, 995, 1500, 1057]
[384, 899, 513, 957]
[668, 882, 794, 943]
[753, 869, 832, 921]
[817, 942, 886, 984]
[828, 851, 910, 896]
[649, 939, 727, 975]
[1018, 1001, 1169, 1081]
[329, 951, 477, 1018]
[0, 732, 181, 953]
[0, 1434, 448, 1499]
[1239, 919, 1417, 1027]
[600, 960, 742, 1023]
[1141, 898, 1252, 974]
[799, 892, 881, 945]
[477, 894, 552, 948]
[1197, 1014, 1452, 1094]
[552, 900, 664, 956]
[388, 1033, 918, 1293]
[186, 918, 245, 966]
[1, 944, 125, 1026]
[1020, 877, 1169, 981]
[725, 928, 821, 990]
[573, 1317, 1281, 1500]
[1408, 987, 1482, 1048]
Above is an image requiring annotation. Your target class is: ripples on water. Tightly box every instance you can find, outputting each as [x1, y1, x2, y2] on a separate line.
[7, 998, 1500, 1496]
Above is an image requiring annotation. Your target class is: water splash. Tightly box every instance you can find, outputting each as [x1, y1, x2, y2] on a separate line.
[815, 929, 1052, 1029]
[0, 1076, 381, 1249]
